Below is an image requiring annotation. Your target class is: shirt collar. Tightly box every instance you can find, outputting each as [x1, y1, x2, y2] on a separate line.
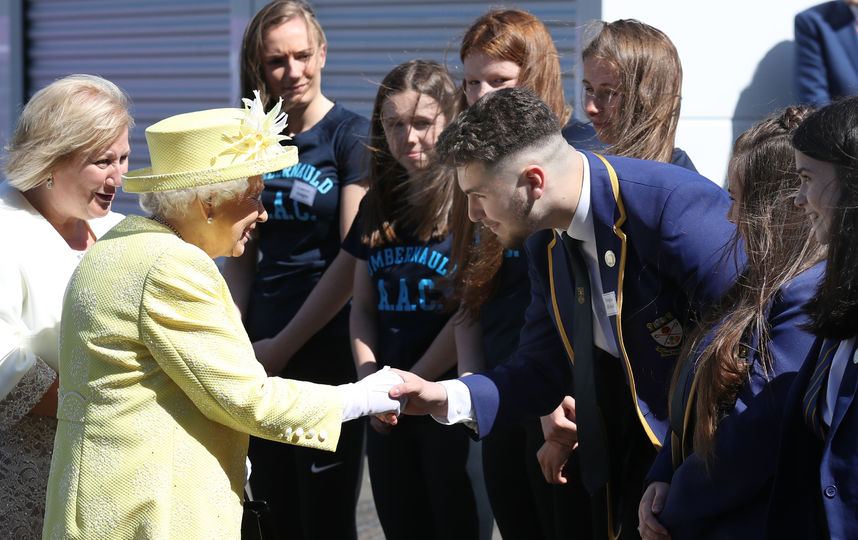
[564, 151, 595, 244]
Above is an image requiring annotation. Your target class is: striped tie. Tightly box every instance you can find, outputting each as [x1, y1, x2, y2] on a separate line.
[802, 339, 840, 440]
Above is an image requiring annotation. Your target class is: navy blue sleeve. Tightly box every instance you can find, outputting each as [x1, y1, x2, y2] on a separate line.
[333, 113, 370, 187]
[670, 148, 697, 173]
[647, 435, 675, 484]
[657, 263, 823, 538]
[462, 235, 572, 438]
[794, 8, 831, 107]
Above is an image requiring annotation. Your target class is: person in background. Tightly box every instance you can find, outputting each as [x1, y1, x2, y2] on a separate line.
[0, 74, 129, 538]
[794, 0, 858, 108]
[42, 100, 402, 539]
[451, 8, 601, 539]
[638, 107, 824, 540]
[766, 95, 858, 540]
[580, 19, 695, 169]
[347, 59, 477, 540]
[225, 2, 369, 537]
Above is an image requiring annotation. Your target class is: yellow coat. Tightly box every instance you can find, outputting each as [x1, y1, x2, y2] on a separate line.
[43, 215, 343, 539]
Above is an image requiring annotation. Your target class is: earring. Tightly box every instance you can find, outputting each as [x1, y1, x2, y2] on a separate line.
[46, 175, 53, 190]
[207, 217, 213, 224]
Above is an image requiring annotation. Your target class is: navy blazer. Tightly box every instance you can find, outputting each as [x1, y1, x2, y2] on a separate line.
[461, 152, 739, 450]
[647, 262, 823, 540]
[767, 336, 858, 539]
[794, 1, 858, 107]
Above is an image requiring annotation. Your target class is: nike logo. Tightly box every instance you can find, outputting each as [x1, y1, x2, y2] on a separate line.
[310, 461, 343, 474]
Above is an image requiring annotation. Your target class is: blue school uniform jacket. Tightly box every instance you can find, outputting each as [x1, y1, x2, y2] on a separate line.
[767, 335, 858, 540]
[648, 262, 823, 539]
[462, 152, 739, 450]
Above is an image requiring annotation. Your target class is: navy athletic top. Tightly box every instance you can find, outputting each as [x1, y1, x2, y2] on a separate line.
[245, 103, 369, 341]
[344, 208, 454, 372]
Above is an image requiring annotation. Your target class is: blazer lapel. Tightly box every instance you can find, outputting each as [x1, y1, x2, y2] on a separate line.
[546, 230, 578, 365]
[829, 341, 858, 438]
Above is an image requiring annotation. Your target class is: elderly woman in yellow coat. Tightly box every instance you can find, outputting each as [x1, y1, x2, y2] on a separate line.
[42, 95, 402, 539]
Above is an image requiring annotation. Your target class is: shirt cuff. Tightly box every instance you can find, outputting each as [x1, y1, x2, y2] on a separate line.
[432, 379, 475, 425]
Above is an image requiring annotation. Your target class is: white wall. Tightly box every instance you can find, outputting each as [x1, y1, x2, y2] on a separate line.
[579, 0, 814, 186]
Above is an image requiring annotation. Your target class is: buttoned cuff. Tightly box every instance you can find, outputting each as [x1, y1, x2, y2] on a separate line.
[432, 379, 476, 427]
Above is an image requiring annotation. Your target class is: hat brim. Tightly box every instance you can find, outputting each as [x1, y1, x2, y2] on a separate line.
[122, 146, 298, 193]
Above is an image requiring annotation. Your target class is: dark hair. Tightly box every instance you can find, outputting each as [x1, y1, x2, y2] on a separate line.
[674, 106, 822, 462]
[360, 59, 461, 246]
[240, 0, 326, 110]
[438, 87, 562, 318]
[582, 19, 682, 162]
[436, 87, 560, 169]
[793, 96, 858, 339]
[460, 9, 571, 124]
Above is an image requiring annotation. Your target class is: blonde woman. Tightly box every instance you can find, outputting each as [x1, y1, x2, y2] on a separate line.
[0, 74, 130, 537]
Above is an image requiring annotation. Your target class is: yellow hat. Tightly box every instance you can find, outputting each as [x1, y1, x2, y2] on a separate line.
[123, 92, 297, 193]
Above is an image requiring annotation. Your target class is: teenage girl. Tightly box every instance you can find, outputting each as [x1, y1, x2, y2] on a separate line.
[638, 107, 824, 540]
[765, 96, 858, 540]
[346, 59, 477, 540]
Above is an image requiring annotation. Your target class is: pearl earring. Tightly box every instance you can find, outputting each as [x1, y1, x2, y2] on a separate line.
[207, 217, 213, 224]
[46, 175, 53, 190]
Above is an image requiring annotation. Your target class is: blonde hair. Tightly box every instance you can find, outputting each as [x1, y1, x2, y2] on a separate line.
[139, 177, 250, 220]
[240, 0, 327, 110]
[582, 19, 682, 163]
[3, 74, 133, 192]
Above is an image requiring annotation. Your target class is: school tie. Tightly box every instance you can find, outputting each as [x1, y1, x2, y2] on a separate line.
[559, 231, 610, 493]
[802, 338, 840, 440]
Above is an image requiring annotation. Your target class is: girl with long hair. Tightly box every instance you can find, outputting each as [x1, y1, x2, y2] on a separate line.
[346, 59, 479, 540]
[581, 19, 694, 168]
[766, 95, 858, 540]
[638, 107, 824, 539]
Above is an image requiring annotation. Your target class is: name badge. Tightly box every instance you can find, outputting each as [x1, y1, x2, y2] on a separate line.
[602, 291, 619, 317]
[289, 181, 317, 206]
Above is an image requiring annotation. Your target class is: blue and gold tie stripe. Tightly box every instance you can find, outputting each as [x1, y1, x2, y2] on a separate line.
[802, 339, 840, 440]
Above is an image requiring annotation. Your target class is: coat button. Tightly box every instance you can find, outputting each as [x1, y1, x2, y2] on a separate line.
[824, 485, 837, 498]
[284, 427, 293, 438]
[604, 250, 616, 267]
[318, 429, 327, 442]
[306, 429, 316, 439]
[295, 427, 304, 439]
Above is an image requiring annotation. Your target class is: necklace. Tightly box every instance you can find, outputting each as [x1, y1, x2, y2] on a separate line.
[148, 214, 183, 240]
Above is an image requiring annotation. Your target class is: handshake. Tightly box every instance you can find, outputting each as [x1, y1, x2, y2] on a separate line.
[340, 366, 410, 422]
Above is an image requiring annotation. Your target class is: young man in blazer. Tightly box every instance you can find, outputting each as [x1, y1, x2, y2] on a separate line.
[389, 87, 740, 539]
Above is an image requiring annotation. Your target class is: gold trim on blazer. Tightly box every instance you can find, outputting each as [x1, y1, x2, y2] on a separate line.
[597, 154, 661, 448]
[548, 234, 576, 365]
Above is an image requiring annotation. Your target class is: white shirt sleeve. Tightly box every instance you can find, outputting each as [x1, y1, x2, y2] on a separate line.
[431, 379, 476, 426]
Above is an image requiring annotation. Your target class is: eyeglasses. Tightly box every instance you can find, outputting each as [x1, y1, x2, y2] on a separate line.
[583, 87, 621, 107]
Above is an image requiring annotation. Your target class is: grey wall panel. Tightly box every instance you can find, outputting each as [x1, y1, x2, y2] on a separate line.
[23, 0, 582, 215]
[314, 1, 582, 117]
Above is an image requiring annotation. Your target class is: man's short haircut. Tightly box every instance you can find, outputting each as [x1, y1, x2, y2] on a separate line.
[436, 87, 561, 169]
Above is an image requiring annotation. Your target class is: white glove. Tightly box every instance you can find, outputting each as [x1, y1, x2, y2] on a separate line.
[339, 366, 406, 422]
